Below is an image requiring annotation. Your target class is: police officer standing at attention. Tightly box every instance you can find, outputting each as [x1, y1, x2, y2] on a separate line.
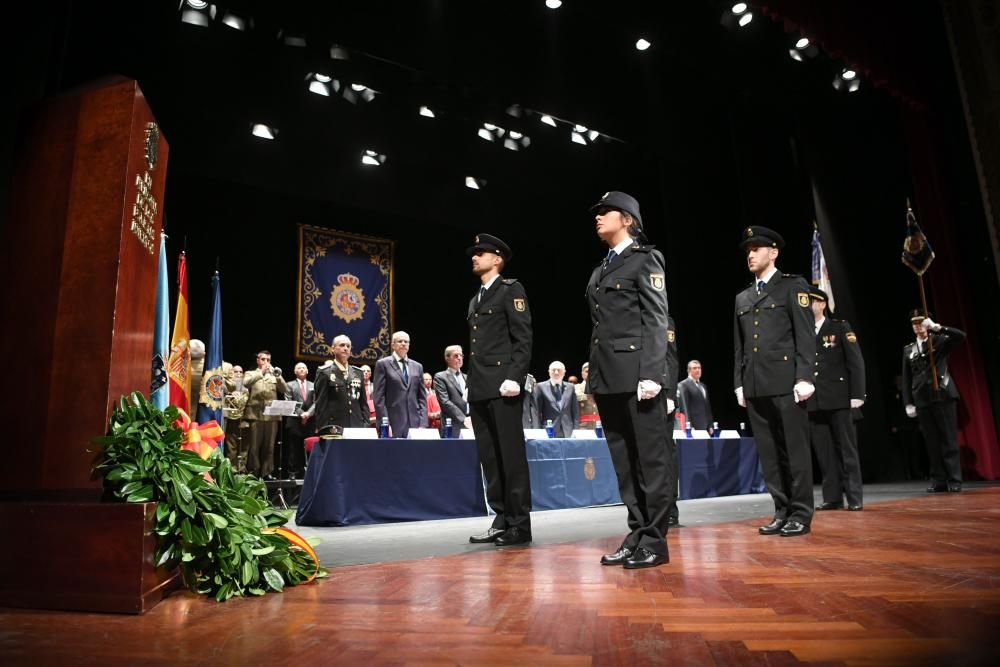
[587, 191, 673, 569]
[807, 289, 866, 511]
[466, 234, 534, 547]
[664, 315, 681, 528]
[733, 226, 816, 537]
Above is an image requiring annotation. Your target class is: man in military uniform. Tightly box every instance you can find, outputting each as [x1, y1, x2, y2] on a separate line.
[807, 289, 866, 511]
[733, 226, 816, 537]
[664, 316, 681, 527]
[902, 310, 966, 492]
[223, 364, 249, 472]
[309, 335, 369, 433]
[466, 234, 534, 547]
[243, 350, 288, 479]
[587, 191, 673, 569]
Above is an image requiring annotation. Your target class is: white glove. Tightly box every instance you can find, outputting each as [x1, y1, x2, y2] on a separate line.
[921, 317, 941, 332]
[637, 380, 661, 401]
[666, 398, 675, 413]
[793, 381, 815, 403]
[905, 404, 917, 418]
[463, 417, 473, 429]
[499, 380, 521, 397]
[735, 386, 745, 408]
[850, 399, 865, 409]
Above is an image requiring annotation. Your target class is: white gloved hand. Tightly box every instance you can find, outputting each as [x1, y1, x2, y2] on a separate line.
[463, 417, 473, 430]
[499, 379, 521, 397]
[921, 317, 941, 332]
[850, 399, 865, 409]
[905, 404, 917, 418]
[666, 398, 675, 414]
[793, 381, 815, 403]
[637, 380, 661, 401]
[735, 386, 745, 408]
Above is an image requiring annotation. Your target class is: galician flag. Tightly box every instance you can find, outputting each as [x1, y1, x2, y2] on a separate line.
[811, 226, 836, 314]
[197, 271, 225, 429]
[168, 252, 191, 413]
[150, 233, 170, 410]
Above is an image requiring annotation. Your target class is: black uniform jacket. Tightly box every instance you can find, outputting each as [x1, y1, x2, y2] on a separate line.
[808, 318, 866, 411]
[313, 363, 369, 430]
[467, 277, 533, 403]
[901, 325, 965, 407]
[733, 273, 816, 398]
[586, 243, 669, 394]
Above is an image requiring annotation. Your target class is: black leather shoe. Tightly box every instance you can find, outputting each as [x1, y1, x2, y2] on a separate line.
[623, 547, 669, 569]
[926, 483, 948, 493]
[494, 527, 531, 547]
[847, 504, 863, 511]
[759, 518, 786, 535]
[816, 501, 843, 511]
[667, 516, 680, 527]
[779, 520, 810, 537]
[600, 545, 634, 566]
[469, 528, 505, 544]
[948, 483, 962, 492]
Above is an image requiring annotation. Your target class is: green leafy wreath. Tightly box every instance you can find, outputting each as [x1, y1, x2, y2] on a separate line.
[91, 392, 326, 601]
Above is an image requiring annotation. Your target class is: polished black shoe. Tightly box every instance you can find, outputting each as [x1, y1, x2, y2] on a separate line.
[469, 528, 505, 544]
[948, 483, 962, 493]
[926, 483, 948, 493]
[667, 516, 680, 527]
[816, 501, 843, 511]
[600, 545, 634, 566]
[494, 527, 531, 547]
[847, 504, 864, 511]
[779, 520, 810, 537]
[623, 547, 669, 569]
[758, 518, 786, 535]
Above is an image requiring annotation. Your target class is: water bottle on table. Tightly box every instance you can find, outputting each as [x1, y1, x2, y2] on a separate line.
[445, 417, 453, 439]
[545, 419, 554, 438]
[379, 416, 390, 439]
[711, 421, 721, 438]
[595, 420, 604, 439]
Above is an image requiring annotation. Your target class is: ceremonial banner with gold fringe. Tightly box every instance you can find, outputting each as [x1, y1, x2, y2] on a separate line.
[297, 225, 394, 363]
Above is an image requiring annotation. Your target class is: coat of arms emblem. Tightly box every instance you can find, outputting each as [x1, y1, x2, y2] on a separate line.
[330, 273, 366, 323]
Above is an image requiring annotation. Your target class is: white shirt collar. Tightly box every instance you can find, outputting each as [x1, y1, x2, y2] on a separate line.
[392, 352, 407, 363]
[687, 375, 700, 383]
[550, 379, 562, 386]
[756, 266, 779, 284]
[610, 238, 634, 256]
[814, 316, 825, 334]
[481, 274, 500, 292]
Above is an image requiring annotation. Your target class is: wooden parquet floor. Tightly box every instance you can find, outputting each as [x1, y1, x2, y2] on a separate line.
[2, 489, 999, 666]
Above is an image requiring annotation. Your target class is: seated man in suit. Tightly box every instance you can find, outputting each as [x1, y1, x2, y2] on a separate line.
[433, 345, 471, 436]
[534, 361, 580, 437]
[677, 359, 714, 433]
[373, 330, 427, 438]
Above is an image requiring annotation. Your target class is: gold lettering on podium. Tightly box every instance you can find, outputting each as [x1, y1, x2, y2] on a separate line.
[129, 171, 157, 255]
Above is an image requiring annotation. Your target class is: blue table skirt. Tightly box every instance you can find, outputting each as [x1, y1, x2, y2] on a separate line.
[677, 436, 766, 500]
[526, 438, 622, 510]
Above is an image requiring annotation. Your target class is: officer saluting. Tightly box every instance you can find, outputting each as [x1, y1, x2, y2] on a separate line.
[465, 234, 534, 547]
[733, 226, 816, 536]
[587, 191, 673, 569]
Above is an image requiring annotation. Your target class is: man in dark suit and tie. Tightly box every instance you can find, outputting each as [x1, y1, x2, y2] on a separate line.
[373, 331, 427, 438]
[534, 361, 580, 437]
[677, 360, 714, 432]
[283, 362, 314, 477]
[466, 233, 534, 547]
[733, 226, 816, 537]
[433, 344, 471, 436]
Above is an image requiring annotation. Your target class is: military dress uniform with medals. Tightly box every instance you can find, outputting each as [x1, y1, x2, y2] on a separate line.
[312, 360, 369, 433]
[807, 289, 866, 510]
[466, 234, 534, 546]
[733, 226, 816, 535]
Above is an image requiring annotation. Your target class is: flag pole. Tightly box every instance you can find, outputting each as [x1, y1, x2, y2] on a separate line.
[907, 198, 940, 392]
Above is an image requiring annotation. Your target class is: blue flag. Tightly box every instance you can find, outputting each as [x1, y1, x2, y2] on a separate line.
[150, 233, 169, 410]
[196, 271, 225, 427]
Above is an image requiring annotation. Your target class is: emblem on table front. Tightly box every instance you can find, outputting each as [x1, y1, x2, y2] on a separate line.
[584, 457, 596, 481]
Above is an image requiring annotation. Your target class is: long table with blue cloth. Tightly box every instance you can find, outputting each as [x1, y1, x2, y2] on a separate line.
[295, 435, 765, 526]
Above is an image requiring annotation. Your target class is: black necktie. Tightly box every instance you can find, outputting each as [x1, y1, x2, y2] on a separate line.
[479, 286, 487, 302]
[757, 280, 766, 294]
[400, 359, 409, 385]
[604, 249, 617, 270]
[555, 383, 563, 402]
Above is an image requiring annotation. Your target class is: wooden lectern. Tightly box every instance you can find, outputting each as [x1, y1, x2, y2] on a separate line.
[0, 78, 180, 612]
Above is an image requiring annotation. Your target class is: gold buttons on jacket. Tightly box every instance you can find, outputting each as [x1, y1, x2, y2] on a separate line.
[783, 355, 788, 361]
[594, 338, 599, 343]
[753, 334, 759, 339]
[753, 347, 758, 352]
[629, 345, 635, 350]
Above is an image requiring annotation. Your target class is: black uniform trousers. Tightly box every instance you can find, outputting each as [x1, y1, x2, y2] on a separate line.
[470, 396, 532, 534]
[917, 400, 962, 484]
[665, 414, 679, 522]
[596, 391, 673, 556]
[746, 394, 814, 525]
[809, 408, 862, 506]
[283, 421, 308, 476]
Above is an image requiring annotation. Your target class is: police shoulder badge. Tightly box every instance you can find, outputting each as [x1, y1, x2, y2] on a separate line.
[650, 273, 665, 291]
[846, 331, 858, 343]
[513, 298, 526, 312]
[330, 272, 366, 323]
[667, 330, 676, 343]
[797, 292, 809, 307]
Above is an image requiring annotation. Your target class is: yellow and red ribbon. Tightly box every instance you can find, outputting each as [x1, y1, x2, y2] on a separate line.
[173, 408, 224, 461]
[264, 526, 321, 583]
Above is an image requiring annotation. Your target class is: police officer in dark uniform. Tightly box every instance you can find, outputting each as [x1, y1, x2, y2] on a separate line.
[665, 316, 681, 527]
[309, 334, 369, 434]
[807, 289, 866, 511]
[733, 226, 816, 536]
[587, 191, 673, 569]
[465, 234, 534, 547]
[902, 310, 965, 492]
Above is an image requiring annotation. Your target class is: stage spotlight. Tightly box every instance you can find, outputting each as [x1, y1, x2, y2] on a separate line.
[465, 176, 486, 190]
[306, 73, 337, 96]
[179, 0, 215, 27]
[419, 106, 435, 118]
[347, 83, 377, 103]
[571, 131, 587, 145]
[731, 2, 747, 13]
[506, 104, 523, 118]
[220, 11, 249, 31]
[280, 31, 307, 47]
[251, 124, 277, 140]
[788, 35, 819, 62]
[795, 37, 810, 49]
[540, 114, 557, 127]
[478, 123, 512, 143]
[361, 149, 387, 166]
[738, 12, 753, 27]
[721, 3, 753, 31]
[503, 131, 531, 151]
[329, 45, 350, 60]
[545, 0, 562, 8]
[832, 68, 861, 92]
[635, 38, 651, 51]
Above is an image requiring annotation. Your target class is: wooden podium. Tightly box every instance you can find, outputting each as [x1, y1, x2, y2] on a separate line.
[0, 78, 180, 612]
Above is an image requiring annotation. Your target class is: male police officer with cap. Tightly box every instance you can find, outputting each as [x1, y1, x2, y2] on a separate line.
[588, 191, 673, 569]
[465, 234, 534, 547]
[733, 226, 816, 536]
[807, 289, 866, 511]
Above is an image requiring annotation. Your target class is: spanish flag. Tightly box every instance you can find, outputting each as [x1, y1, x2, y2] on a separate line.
[168, 252, 191, 413]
